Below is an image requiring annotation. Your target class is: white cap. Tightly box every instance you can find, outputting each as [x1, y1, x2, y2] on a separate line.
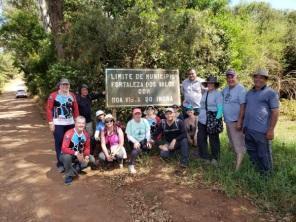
[96, 110, 105, 117]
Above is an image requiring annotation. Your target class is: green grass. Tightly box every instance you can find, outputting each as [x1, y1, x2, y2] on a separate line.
[187, 131, 296, 216]
[135, 115, 296, 216]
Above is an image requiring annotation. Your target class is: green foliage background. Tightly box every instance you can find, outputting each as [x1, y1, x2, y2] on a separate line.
[1, 0, 295, 99]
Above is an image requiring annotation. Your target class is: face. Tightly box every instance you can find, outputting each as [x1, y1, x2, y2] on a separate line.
[81, 87, 89, 96]
[226, 75, 237, 87]
[187, 70, 197, 81]
[75, 118, 86, 132]
[165, 111, 175, 121]
[207, 83, 215, 91]
[253, 75, 267, 88]
[60, 83, 70, 92]
[133, 112, 142, 121]
[105, 118, 114, 128]
[97, 114, 105, 121]
[186, 110, 194, 116]
[146, 107, 155, 115]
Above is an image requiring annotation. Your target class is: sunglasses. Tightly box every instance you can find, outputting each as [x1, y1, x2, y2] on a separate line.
[105, 120, 114, 124]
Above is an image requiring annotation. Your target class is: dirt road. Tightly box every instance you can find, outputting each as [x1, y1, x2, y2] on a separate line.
[0, 79, 266, 222]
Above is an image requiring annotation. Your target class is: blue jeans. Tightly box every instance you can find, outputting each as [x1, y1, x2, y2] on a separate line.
[245, 128, 273, 174]
[160, 138, 189, 166]
[53, 124, 74, 167]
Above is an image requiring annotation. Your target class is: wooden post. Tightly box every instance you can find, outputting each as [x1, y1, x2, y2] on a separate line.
[112, 108, 117, 120]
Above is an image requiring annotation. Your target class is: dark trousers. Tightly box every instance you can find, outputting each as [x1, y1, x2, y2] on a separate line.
[197, 122, 220, 160]
[245, 128, 273, 174]
[160, 138, 189, 166]
[60, 154, 95, 177]
[128, 141, 150, 166]
[53, 124, 74, 167]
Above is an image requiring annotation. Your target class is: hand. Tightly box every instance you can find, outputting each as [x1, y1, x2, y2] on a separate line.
[106, 155, 113, 162]
[134, 142, 141, 150]
[236, 120, 243, 131]
[193, 136, 197, 146]
[84, 156, 90, 164]
[49, 123, 55, 132]
[147, 142, 152, 149]
[169, 139, 176, 150]
[266, 129, 275, 140]
[76, 153, 84, 162]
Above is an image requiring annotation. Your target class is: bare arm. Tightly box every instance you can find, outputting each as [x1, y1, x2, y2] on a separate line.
[100, 132, 110, 158]
[266, 109, 279, 140]
[118, 128, 125, 147]
[236, 104, 245, 130]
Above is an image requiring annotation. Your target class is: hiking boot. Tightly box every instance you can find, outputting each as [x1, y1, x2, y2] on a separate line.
[128, 165, 137, 174]
[64, 176, 73, 185]
[57, 166, 65, 173]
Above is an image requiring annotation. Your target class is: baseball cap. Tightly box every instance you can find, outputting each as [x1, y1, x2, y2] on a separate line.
[133, 108, 142, 114]
[185, 105, 194, 111]
[60, 78, 70, 85]
[225, 69, 236, 76]
[81, 84, 88, 89]
[96, 110, 105, 117]
[165, 107, 174, 113]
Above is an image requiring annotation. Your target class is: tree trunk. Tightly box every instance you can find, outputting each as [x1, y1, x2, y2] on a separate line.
[46, 0, 64, 59]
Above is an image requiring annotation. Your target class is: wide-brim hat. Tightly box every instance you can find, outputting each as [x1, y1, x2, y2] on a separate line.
[96, 110, 105, 117]
[105, 114, 114, 120]
[202, 75, 220, 88]
[252, 68, 269, 78]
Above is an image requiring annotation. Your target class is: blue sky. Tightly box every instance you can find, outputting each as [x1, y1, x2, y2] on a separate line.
[230, 0, 296, 10]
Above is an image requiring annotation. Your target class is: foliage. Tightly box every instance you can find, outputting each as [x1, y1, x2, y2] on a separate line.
[0, 51, 18, 92]
[0, 0, 296, 99]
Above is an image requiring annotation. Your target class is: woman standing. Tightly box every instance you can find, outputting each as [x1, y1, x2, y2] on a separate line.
[144, 105, 160, 138]
[197, 76, 223, 165]
[47, 78, 79, 172]
[99, 114, 127, 168]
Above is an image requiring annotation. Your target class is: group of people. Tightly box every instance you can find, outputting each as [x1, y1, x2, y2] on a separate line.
[47, 68, 279, 185]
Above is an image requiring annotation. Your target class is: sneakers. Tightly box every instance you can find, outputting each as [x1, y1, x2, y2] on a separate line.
[64, 176, 73, 185]
[128, 165, 137, 174]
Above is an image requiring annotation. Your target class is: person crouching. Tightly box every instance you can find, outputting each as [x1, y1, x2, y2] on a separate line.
[60, 116, 95, 185]
[99, 114, 127, 168]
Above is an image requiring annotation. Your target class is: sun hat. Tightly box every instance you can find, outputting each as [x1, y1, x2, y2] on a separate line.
[202, 75, 220, 88]
[253, 68, 269, 78]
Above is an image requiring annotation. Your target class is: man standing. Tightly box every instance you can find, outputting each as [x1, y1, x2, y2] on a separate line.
[76, 84, 104, 136]
[47, 78, 79, 173]
[155, 108, 189, 168]
[244, 68, 279, 174]
[60, 116, 93, 185]
[181, 68, 205, 116]
[222, 69, 246, 170]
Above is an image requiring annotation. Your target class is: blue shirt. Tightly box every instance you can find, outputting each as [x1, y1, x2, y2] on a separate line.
[95, 121, 105, 132]
[199, 90, 223, 125]
[244, 86, 279, 133]
[126, 118, 151, 142]
[222, 84, 246, 123]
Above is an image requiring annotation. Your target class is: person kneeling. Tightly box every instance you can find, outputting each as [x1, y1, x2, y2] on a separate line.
[99, 114, 127, 168]
[60, 116, 94, 185]
[155, 108, 189, 168]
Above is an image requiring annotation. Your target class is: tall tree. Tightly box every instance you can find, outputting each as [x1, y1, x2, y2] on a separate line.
[46, 0, 64, 59]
